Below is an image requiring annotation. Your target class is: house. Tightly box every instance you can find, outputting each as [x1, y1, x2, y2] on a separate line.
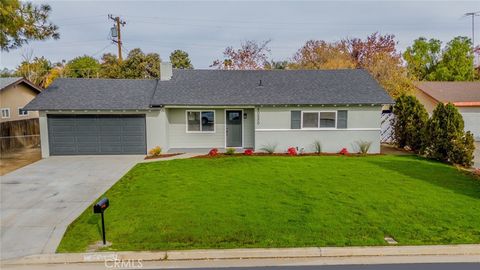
[24, 64, 393, 157]
[0, 77, 42, 122]
[414, 81, 480, 141]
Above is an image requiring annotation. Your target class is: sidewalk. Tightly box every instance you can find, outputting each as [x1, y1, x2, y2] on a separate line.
[3, 244, 480, 265]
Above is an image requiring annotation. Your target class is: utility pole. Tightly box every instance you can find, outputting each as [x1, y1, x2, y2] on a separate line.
[108, 15, 126, 61]
[465, 11, 479, 78]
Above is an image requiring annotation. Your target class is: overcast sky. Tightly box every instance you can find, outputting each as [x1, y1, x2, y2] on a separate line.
[1, 0, 479, 70]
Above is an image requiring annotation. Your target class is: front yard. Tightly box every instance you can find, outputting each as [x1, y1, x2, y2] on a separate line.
[58, 155, 480, 252]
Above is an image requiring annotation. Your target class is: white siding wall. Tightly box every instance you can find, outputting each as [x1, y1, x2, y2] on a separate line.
[254, 106, 382, 153]
[167, 108, 255, 149]
[458, 107, 480, 141]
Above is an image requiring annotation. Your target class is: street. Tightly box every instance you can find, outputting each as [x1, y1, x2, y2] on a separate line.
[2, 255, 479, 270]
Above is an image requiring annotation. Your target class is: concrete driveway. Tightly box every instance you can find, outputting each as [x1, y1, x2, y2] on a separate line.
[0, 155, 143, 260]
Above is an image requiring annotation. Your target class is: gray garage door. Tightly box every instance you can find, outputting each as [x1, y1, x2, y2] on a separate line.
[47, 114, 146, 155]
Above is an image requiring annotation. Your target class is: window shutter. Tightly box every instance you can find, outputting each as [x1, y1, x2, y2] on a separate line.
[337, 110, 348, 129]
[291, 111, 301, 129]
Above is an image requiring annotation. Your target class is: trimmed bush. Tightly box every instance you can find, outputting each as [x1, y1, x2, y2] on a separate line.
[287, 147, 297, 156]
[244, 149, 254, 155]
[313, 140, 322, 154]
[392, 94, 429, 153]
[148, 146, 162, 157]
[225, 148, 236, 155]
[208, 148, 218, 157]
[425, 103, 475, 167]
[260, 143, 277, 154]
[355, 141, 372, 155]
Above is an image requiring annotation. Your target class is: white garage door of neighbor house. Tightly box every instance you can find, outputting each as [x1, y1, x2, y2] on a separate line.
[462, 112, 480, 141]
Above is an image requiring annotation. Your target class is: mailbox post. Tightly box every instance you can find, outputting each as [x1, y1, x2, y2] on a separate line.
[93, 198, 109, 245]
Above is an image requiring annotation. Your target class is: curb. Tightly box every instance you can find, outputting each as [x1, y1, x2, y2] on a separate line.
[2, 244, 480, 265]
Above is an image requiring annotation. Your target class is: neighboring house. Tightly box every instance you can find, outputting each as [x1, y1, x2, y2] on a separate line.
[414, 81, 480, 141]
[24, 64, 393, 157]
[0, 77, 42, 122]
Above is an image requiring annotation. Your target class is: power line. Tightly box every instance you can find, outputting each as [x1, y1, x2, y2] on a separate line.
[91, 43, 114, 57]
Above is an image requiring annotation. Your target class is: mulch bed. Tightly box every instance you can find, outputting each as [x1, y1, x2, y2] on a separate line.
[144, 153, 184, 160]
[193, 153, 383, 158]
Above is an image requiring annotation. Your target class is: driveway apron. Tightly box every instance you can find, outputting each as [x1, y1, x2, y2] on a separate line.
[0, 155, 143, 260]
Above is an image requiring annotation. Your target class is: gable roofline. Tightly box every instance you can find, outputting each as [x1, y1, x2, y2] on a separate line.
[414, 81, 480, 106]
[0, 77, 42, 93]
[25, 69, 394, 111]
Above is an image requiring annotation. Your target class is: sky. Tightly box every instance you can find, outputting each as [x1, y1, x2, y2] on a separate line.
[1, 0, 479, 70]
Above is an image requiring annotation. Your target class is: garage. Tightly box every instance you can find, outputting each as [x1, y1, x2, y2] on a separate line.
[47, 114, 146, 155]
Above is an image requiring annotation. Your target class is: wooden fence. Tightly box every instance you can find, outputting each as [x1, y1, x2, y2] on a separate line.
[0, 118, 40, 152]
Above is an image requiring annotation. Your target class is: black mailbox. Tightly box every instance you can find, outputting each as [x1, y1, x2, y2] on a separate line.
[93, 198, 109, 213]
[93, 197, 109, 245]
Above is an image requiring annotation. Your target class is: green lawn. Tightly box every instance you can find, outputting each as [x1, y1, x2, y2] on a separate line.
[57, 155, 480, 252]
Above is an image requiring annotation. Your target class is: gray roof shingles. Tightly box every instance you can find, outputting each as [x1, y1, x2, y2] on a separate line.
[24, 69, 393, 110]
[24, 78, 157, 110]
[153, 69, 393, 106]
[0, 77, 23, 90]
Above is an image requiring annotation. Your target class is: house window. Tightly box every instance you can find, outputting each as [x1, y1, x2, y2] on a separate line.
[18, 108, 28, 116]
[1, 108, 10, 119]
[301, 111, 336, 129]
[187, 110, 215, 132]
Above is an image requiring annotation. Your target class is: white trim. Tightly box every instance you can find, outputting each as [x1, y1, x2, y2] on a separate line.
[166, 105, 255, 109]
[1, 108, 10, 119]
[18, 107, 28, 117]
[256, 128, 381, 132]
[301, 111, 337, 129]
[224, 109, 244, 148]
[185, 110, 216, 133]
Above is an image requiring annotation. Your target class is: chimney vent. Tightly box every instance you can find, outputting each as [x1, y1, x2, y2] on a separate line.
[160, 62, 173, 81]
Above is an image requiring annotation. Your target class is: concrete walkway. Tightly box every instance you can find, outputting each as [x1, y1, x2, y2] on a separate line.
[140, 153, 200, 163]
[2, 244, 479, 266]
[0, 155, 143, 260]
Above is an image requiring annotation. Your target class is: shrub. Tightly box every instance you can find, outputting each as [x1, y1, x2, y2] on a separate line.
[287, 147, 297, 156]
[313, 140, 322, 154]
[392, 94, 429, 153]
[355, 141, 372, 155]
[208, 148, 218, 157]
[260, 143, 277, 154]
[339, 148, 349, 155]
[148, 146, 162, 157]
[225, 148, 236, 155]
[244, 149, 254, 155]
[425, 103, 475, 167]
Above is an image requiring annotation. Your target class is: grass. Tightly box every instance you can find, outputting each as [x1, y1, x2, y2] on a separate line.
[57, 155, 480, 252]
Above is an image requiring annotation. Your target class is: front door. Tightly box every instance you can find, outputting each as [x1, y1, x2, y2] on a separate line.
[226, 110, 242, 147]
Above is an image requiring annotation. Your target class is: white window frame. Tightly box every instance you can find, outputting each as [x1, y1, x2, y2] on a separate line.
[185, 110, 216, 133]
[300, 111, 337, 130]
[18, 107, 28, 117]
[1, 108, 10, 119]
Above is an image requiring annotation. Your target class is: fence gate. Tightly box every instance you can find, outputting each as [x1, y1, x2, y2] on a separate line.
[381, 112, 395, 144]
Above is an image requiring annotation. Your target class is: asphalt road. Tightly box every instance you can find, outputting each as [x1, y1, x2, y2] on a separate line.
[175, 264, 479, 270]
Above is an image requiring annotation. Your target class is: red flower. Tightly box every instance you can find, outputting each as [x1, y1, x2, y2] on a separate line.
[339, 148, 349, 155]
[287, 147, 297, 156]
[244, 149, 254, 155]
[208, 148, 218, 156]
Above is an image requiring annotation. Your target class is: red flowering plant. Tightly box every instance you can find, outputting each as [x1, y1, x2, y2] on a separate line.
[339, 148, 349, 155]
[244, 149, 254, 156]
[287, 147, 297, 156]
[208, 148, 219, 156]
